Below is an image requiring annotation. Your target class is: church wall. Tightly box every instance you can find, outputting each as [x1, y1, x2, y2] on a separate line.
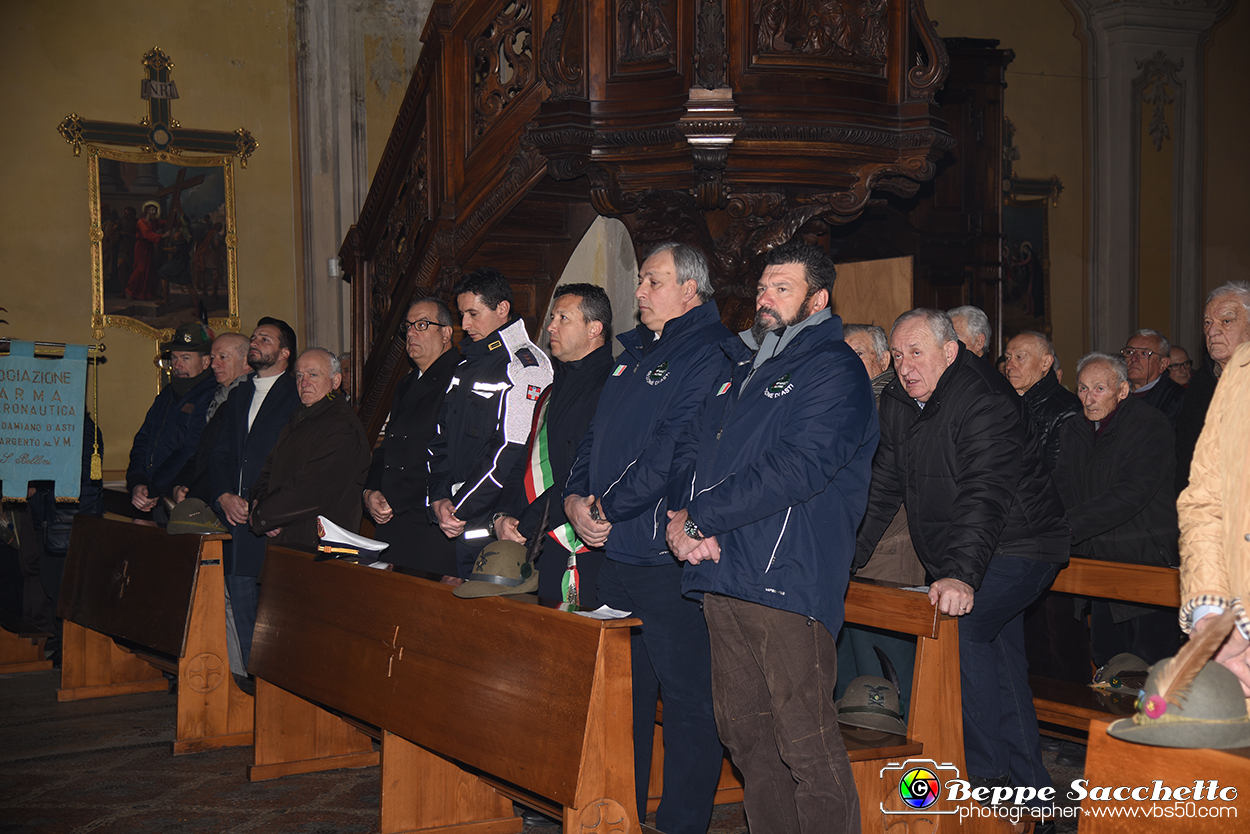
[925, 0, 1088, 373]
[1202, 1, 1250, 305]
[0, 0, 301, 477]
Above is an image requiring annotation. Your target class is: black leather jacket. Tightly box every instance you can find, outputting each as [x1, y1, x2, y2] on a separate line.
[1022, 368, 1082, 473]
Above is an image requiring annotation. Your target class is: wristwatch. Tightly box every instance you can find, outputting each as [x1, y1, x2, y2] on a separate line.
[490, 511, 510, 538]
[684, 517, 705, 540]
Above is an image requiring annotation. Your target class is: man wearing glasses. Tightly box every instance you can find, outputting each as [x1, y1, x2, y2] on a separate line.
[1121, 328, 1185, 424]
[363, 297, 461, 576]
[1168, 346, 1193, 387]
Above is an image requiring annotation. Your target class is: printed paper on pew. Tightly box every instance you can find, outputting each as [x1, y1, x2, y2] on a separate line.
[575, 605, 633, 620]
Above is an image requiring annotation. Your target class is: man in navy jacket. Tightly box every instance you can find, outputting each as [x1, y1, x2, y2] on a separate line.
[565, 242, 729, 834]
[209, 317, 301, 671]
[666, 241, 879, 834]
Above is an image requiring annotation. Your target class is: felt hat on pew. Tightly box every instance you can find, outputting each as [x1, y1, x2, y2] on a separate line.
[167, 498, 227, 535]
[454, 541, 539, 598]
[1091, 652, 1149, 693]
[315, 516, 389, 562]
[836, 646, 906, 734]
[1107, 611, 1250, 749]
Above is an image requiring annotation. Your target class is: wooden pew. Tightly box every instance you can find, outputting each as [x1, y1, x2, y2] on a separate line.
[646, 580, 1001, 834]
[1031, 557, 1181, 739]
[0, 610, 53, 673]
[1079, 717, 1250, 832]
[57, 515, 253, 755]
[248, 545, 644, 834]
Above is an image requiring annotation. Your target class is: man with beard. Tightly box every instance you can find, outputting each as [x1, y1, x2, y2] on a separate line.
[492, 283, 614, 605]
[126, 322, 216, 517]
[364, 298, 460, 576]
[666, 242, 878, 834]
[564, 242, 729, 834]
[209, 317, 301, 671]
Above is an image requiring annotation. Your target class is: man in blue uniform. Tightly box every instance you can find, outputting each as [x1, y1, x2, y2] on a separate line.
[666, 241, 878, 834]
[565, 242, 729, 834]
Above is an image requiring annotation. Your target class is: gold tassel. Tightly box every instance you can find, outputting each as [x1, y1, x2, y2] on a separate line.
[89, 347, 102, 480]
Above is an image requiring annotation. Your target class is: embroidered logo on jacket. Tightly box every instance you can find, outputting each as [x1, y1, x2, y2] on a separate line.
[527, 384, 542, 400]
[765, 373, 793, 399]
[612, 364, 627, 377]
[646, 361, 670, 386]
[717, 381, 732, 396]
[515, 348, 539, 367]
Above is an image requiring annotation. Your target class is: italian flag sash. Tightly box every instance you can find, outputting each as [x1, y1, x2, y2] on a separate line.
[523, 390, 587, 603]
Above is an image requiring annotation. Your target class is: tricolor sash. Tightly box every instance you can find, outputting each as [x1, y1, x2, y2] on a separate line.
[523, 389, 587, 603]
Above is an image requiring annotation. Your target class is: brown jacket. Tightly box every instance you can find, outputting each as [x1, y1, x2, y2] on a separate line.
[250, 393, 370, 550]
[1178, 342, 1250, 640]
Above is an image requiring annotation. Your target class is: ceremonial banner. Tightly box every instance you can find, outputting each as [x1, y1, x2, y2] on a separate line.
[0, 341, 89, 500]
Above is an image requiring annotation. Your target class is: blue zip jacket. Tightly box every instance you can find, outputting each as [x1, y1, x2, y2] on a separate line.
[671, 311, 879, 635]
[565, 302, 731, 566]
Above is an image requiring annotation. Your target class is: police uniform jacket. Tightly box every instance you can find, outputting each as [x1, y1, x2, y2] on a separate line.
[427, 318, 552, 533]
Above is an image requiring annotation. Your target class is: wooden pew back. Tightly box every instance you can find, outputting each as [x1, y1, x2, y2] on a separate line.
[58, 514, 204, 657]
[1032, 557, 1181, 737]
[57, 515, 252, 754]
[251, 546, 640, 816]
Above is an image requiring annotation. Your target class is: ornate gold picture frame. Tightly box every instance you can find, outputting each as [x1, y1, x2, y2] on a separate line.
[88, 145, 240, 341]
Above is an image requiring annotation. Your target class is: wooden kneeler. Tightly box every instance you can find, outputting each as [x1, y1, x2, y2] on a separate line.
[57, 515, 253, 754]
[0, 612, 54, 673]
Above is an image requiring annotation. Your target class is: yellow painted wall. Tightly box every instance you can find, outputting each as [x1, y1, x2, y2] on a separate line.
[925, 0, 1087, 374]
[1, 0, 301, 477]
[1203, 1, 1250, 299]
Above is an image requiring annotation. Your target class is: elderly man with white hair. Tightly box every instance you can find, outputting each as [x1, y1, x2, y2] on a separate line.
[1177, 281, 1250, 489]
[855, 308, 1067, 807]
[948, 304, 992, 359]
[248, 348, 371, 551]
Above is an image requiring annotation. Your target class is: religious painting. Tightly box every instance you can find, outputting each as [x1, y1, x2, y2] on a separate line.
[1001, 196, 1049, 337]
[88, 145, 239, 341]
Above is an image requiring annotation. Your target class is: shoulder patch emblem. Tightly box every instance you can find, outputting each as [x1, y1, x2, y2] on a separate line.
[527, 384, 542, 400]
[646, 361, 670, 386]
[764, 373, 793, 399]
[515, 347, 539, 367]
[612, 364, 627, 377]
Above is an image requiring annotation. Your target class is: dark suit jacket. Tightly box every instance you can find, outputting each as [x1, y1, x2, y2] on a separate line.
[364, 348, 460, 574]
[1135, 374, 1186, 425]
[209, 372, 301, 576]
[249, 393, 371, 550]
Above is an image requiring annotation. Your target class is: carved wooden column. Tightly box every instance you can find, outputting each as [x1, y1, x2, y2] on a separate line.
[1073, 0, 1234, 353]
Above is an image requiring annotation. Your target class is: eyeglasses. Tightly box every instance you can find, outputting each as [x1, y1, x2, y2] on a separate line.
[399, 319, 448, 334]
[1169, 360, 1193, 371]
[1119, 347, 1158, 359]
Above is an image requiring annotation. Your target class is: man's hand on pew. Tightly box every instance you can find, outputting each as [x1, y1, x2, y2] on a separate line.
[928, 577, 974, 617]
[173, 485, 189, 504]
[565, 494, 611, 547]
[218, 493, 250, 526]
[432, 499, 466, 538]
[363, 489, 394, 525]
[1194, 613, 1250, 696]
[131, 484, 159, 512]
